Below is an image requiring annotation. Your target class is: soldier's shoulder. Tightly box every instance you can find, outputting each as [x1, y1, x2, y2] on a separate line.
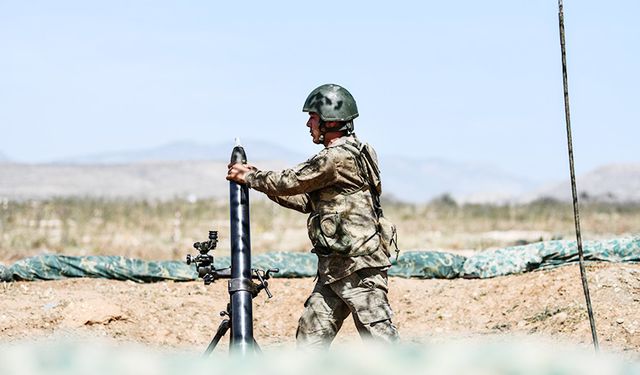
[323, 146, 356, 165]
[296, 148, 340, 172]
[309, 146, 346, 162]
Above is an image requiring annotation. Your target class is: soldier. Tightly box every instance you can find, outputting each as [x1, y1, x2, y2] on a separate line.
[226, 84, 399, 349]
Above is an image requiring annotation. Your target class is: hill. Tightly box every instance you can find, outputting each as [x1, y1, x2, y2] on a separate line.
[57, 139, 306, 165]
[1, 142, 637, 203]
[0, 141, 534, 203]
[523, 164, 640, 203]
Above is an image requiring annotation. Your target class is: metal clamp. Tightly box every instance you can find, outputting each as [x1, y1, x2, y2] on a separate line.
[228, 278, 258, 295]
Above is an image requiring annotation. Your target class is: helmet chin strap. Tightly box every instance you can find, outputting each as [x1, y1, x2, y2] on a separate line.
[318, 120, 327, 143]
[317, 119, 353, 144]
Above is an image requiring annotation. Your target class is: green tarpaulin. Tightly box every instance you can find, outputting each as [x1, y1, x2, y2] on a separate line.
[1, 237, 638, 282]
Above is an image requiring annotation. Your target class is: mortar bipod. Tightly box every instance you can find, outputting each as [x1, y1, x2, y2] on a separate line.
[186, 234, 279, 355]
[200, 267, 279, 355]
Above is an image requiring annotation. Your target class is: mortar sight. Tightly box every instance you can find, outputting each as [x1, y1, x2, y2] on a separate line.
[186, 229, 219, 282]
[192, 230, 218, 254]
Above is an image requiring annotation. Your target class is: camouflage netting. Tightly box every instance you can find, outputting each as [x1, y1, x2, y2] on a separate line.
[390, 251, 466, 279]
[462, 237, 640, 278]
[0, 237, 638, 282]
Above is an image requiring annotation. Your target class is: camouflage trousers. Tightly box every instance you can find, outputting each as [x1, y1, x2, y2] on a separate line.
[296, 267, 399, 349]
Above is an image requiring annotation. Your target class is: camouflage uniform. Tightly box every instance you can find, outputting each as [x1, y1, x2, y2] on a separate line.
[245, 134, 399, 348]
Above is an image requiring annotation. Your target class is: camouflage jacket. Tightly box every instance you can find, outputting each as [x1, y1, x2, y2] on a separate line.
[245, 135, 390, 283]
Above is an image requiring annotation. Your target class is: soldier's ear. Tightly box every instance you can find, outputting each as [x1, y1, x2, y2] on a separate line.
[326, 121, 340, 129]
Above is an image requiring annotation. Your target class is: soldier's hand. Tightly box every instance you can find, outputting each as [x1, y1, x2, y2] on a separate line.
[226, 163, 256, 184]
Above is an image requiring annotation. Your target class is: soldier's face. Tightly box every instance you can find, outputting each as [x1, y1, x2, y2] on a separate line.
[307, 113, 322, 144]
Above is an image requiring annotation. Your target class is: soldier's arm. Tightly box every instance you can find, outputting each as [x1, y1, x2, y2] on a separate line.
[267, 194, 312, 213]
[245, 150, 338, 196]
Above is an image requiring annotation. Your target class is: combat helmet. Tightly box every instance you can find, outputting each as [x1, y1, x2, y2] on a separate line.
[303, 84, 358, 135]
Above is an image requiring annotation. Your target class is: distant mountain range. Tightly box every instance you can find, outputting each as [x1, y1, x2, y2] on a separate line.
[55, 140, 306, 165]
[0, 141, 637, 203]
[0, 160, 287, 202]
[381, 156, 534, 203]
[521, 164, 640, 203]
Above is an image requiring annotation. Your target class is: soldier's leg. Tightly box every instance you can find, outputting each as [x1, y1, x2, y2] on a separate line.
[353, 316, 399, 343]
[296, 281, 351, 350]
[330, 268, 400, 344]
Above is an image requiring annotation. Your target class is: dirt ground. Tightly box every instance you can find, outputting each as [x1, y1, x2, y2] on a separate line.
[1, 262, 639, 357]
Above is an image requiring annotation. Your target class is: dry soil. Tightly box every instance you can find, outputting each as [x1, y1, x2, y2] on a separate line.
[1, 263, 639, 357]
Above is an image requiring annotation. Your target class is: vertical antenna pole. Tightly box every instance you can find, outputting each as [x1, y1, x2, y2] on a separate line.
[557, 0, 599, 352]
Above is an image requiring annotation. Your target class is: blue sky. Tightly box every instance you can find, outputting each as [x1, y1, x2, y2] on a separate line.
[1, 0, 638, 181]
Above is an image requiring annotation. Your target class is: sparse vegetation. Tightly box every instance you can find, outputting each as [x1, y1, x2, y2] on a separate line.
[1, 197, 639, 262]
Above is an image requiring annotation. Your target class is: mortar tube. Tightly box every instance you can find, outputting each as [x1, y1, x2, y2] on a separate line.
[228, 139, 254, 355]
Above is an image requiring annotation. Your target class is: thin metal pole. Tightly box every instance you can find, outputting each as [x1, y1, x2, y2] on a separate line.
[557, 0, 599, 352]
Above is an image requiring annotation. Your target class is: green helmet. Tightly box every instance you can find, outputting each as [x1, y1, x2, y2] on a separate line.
[302, 84, 359, 122]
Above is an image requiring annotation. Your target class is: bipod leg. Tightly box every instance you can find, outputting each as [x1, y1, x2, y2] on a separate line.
[203, 318, 231, 356]
[253, 339, 262, 354]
